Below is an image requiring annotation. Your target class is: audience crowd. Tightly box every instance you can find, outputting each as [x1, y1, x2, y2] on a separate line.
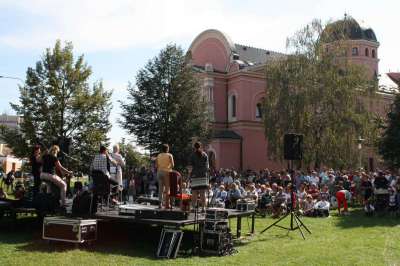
[123, 167, 400, 218]
[2, 164, 400, 218]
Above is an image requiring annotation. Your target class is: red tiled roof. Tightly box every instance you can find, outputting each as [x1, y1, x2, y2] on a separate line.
[387, 72, 400, 85]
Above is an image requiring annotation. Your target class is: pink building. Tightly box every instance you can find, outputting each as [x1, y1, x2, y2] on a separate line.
[188, 17, 384, 171]
[188, 29, 285, 171]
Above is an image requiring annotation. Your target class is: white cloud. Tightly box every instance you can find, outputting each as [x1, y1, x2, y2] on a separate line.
[0, 0, 307, 53]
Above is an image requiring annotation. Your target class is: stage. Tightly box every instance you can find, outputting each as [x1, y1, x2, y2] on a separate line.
[95, 204, 255, 238]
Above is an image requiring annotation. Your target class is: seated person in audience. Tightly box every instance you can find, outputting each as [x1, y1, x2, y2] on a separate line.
[244, 184, 258, 202]
[307, 183, 320, 200]
[0, 187, 7, 199]
[226, 183, 242, 208]
[314, 197, 330, 217]
[234, 180, 246, 195]
[215, 185, 228, 203]
[272, 186, 287, 218]
[302, 195, 315, 217]
[297, 183, 308, 209]
[260, 188, 273, 217]
[319, 185, 330, 201]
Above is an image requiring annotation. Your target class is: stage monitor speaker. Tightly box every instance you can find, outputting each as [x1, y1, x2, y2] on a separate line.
[284, 133, 303, 160]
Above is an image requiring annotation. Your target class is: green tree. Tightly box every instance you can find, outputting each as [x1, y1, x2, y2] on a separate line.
[379, 94, 400, 168]
[1, 40, 112, 173]
[118, 139, 149, 170]
[120, 44, 210, 170]
[263, 19, 378, 168]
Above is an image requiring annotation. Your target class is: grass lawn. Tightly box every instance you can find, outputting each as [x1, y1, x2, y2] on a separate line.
[1, 209, 400, 266]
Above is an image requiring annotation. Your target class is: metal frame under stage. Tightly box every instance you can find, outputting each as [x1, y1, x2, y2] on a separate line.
[95, 205, 255, 238]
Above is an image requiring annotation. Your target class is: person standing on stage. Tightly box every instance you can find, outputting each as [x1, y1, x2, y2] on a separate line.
[40, 145, 72, 208]
[189, 142, 209, 211]
[110, 144, 126, 187]
[30, 145, 42, 197]
[156, 144, 174, 208]
[91, 145, 119, 185]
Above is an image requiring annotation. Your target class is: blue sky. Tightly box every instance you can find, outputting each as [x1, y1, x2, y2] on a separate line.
[0, 0, 398, 147]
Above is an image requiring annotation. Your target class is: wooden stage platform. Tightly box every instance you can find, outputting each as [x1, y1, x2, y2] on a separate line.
[95, 204, 255, 238]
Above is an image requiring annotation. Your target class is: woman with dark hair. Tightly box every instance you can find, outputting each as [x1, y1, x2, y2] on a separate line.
[30, 145, 42, 197]
[189, 142, 209, 211]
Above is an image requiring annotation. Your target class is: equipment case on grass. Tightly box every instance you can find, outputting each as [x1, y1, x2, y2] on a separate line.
[43, 216, 97, 244]
[236, 200, 256, 211]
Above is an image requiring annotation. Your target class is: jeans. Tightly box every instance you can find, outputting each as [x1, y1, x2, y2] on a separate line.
[40, 172, 67, 207]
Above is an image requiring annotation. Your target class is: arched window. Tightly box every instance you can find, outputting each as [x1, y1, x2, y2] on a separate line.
[231, 95, 236, 118]
[372, 49, 376, 58]
[352, 47, 359, 56]
[256, 103, 262, 118]
[365, 48, 369, 57]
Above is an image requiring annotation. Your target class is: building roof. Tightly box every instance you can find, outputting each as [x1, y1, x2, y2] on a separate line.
[321, 15, 378, 43]
[188, 29, 286, 72]
[387, 72, 400, 86]
[213, 130, 241, 140]
[233, 44, 285, 67]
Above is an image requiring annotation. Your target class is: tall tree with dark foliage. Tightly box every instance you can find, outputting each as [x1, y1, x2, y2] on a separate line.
[1, 40, 112, 173]
[120, 44, 210, 170]
[379, 94, 400, 168]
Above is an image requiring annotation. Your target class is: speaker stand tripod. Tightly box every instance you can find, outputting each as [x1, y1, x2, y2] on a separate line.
[260, 209, 311, 240]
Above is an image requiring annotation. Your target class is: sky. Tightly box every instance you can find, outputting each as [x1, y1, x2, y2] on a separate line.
[0, 0, 399, 147]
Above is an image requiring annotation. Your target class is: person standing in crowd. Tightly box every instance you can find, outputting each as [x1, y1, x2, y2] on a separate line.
[156, 144, 174, 209]
[91, 146, 119, 185]
[40, 145, 72, 208]
[30, 145, 42, 197]
[110, 144, 126, 187]
[188, 142, 209, 211]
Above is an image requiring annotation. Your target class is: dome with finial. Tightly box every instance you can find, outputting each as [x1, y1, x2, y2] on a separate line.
[321, 14, 378, 43]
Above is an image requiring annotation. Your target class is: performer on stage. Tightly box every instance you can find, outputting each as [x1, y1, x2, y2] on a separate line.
[40, 145, 72, 208]
[30, 144, 42, 197]
[188, 142, 209, 212]
[110, 144, 126, 187]
[91, 145, 119, 185]
[156, 144, 174, 209]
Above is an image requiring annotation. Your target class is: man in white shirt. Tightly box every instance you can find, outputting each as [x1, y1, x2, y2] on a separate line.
[110, 144, 126, 187]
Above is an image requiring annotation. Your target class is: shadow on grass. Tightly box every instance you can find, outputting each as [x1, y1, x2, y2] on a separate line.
[0, 215, 253, 259]
[334, 208, 400, 229]
[3, 219, 246, 259]
[11, 221, 169, 260]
